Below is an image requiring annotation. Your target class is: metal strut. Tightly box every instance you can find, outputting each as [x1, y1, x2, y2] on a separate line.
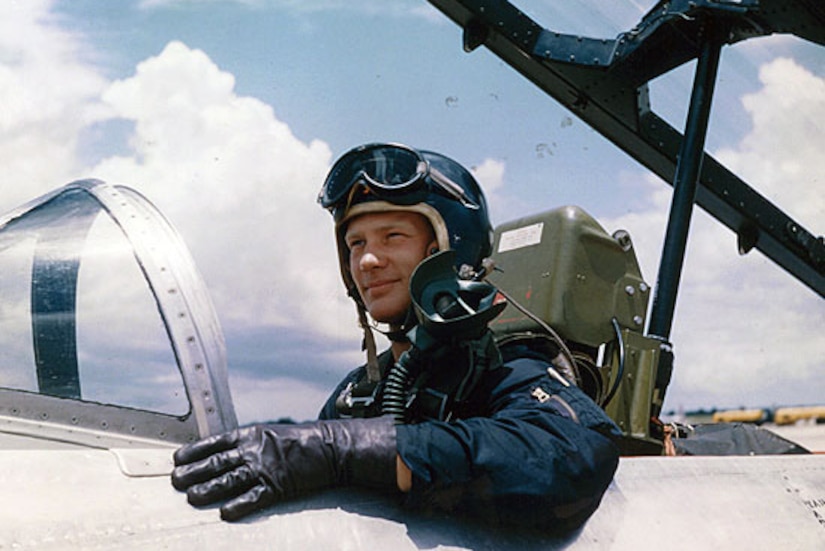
[647, 20, 724, 341]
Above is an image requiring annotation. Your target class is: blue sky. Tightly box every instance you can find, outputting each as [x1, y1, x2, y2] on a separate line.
[2, 1, 823, 423]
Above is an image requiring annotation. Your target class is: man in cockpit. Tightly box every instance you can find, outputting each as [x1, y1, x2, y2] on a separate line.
[171, 143, 621, 530]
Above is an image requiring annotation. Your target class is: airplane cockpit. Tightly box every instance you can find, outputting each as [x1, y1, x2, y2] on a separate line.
[1, 0, 823, 548]
[0, 180, 237, 452]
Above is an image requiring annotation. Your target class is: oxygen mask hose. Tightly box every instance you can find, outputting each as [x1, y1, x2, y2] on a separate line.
[381, 251, 507, 424]
[385, 298, 480, 424]
[382, 293, 461, 424]
[382, 346, 422, 424]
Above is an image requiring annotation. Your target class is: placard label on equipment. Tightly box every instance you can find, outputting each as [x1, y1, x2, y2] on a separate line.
[498, 222, 543, 252]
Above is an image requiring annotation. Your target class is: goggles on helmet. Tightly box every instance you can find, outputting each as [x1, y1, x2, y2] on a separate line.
[318, 143, 480, 219]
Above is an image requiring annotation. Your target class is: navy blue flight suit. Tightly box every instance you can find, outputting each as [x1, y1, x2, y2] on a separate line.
[320, 342, 621, 530]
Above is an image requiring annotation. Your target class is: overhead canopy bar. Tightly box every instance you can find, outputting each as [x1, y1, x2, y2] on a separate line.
[428, 0, 825, 301]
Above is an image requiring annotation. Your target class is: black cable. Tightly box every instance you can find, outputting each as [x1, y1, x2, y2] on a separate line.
[601, 317, 625, 408]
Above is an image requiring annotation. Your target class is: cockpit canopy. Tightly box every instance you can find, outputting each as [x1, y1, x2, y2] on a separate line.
[0, 180, 236, 448]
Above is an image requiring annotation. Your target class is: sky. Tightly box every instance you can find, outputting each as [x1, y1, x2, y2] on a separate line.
[1, 0, 822, 424]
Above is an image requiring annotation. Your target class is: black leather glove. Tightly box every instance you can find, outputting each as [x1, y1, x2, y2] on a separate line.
[171, 415, 398, 521]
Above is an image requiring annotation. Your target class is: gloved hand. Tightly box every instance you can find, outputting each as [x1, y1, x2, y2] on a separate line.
[171, 415, 398, 521]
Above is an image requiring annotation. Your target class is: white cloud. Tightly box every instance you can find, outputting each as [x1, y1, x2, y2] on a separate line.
[719, 57, 824, 228]
[0, 4, 363, 386]
[0, 1, 109, 206]
[89, 41, 360, 341]
[604, 57, 825, 410]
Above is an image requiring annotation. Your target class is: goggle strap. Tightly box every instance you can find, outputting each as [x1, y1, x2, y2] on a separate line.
[429, 167, 480, 210]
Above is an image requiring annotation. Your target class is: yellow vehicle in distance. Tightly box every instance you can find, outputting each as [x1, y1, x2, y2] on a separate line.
[775, 406, 825, 426]
[712, 409, 772, 425]
[710, 406, 825, 426]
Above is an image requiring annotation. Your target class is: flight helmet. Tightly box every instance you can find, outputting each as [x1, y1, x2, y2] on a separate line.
[318, 142, 494, 303]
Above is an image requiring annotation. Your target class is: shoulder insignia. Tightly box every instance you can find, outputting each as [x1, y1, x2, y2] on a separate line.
[531, 386, 551, 403]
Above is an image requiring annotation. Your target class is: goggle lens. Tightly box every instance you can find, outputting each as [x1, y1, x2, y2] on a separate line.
[319, 144, 426, 209]
[318, 143, 480, 218]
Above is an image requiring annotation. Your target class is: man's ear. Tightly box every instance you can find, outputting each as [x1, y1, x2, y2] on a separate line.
[428, 244, 439, 255]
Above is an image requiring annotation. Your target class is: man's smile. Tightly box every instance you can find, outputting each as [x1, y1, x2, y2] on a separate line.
[363, 277, 401, 295]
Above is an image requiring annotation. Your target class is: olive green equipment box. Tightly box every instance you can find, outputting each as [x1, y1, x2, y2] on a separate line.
[488, 206, 670, 454]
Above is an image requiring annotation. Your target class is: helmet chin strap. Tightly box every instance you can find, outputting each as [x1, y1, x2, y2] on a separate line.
[356, 302, 382, 384]
[366, 306, 415, 344]
[357, 303, 416, 385]
[382, 308, 416, 343]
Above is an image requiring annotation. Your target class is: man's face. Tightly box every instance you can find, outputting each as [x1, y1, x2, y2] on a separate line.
[345, 211, 437, 326]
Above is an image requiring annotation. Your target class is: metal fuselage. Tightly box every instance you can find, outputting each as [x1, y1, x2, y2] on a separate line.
[2, 1, 824, 549]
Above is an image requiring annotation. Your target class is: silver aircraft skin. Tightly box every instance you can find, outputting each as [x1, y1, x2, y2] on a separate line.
[2, 2, 825, 550]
